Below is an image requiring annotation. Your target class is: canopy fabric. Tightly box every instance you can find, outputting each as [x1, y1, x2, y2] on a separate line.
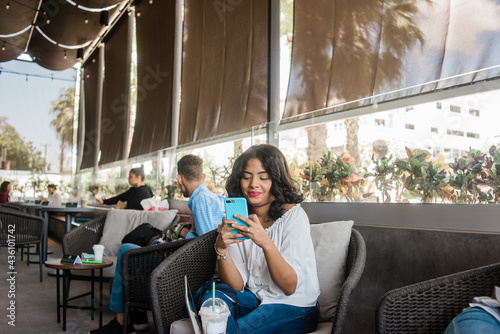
[179, 0, 269, 145]
[128, 0, 176, 158]
[284, 0, 500, 121]
[79, 49, 101, 170]
[99, 14, 131, 166]
[0, 0, 125, 70]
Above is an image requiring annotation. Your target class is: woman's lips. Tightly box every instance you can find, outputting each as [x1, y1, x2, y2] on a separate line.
[249, 191, 261, 197]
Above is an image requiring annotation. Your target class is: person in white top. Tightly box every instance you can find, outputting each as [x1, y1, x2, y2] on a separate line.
[200, 144, 320, 334]
[40, 184, 62, 205]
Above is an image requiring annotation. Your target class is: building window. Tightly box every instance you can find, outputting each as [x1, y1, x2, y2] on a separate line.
[436, 102, 442, 109]
[469, 108, 480, 116]
[405, 123, 415, 130]
[375, 119, 385, 126]
[448, 130, 464, 136]
[467, 132, 480, 139]
[431, 127, 438, 133]
[450, 105, 461, 113]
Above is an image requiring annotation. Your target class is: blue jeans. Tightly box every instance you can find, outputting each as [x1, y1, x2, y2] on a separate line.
[199, 284, 319, 334]
[444, 308, 500, 334]
[109, 243, 140, 313]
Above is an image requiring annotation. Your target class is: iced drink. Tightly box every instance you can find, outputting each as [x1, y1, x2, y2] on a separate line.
[93, 244, 105, 262]
[199, 298, 230, 334]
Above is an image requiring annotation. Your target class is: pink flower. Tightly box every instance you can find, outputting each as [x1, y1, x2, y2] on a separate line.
[343, 156, 355, 164]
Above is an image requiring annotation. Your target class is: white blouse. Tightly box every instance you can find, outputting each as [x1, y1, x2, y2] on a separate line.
[228, 204, 320, 307]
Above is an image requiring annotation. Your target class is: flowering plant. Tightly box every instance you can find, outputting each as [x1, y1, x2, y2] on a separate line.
[299, 150, 364, 202]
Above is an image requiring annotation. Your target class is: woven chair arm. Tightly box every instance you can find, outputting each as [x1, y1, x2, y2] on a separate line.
[150, 229, 218, 334]
[0, 210, 44, 245]
[122, 238, 194, 309]
[332, 228, 367, 334]
[376, 262, 500, 334]
[62, 214, 106, 255]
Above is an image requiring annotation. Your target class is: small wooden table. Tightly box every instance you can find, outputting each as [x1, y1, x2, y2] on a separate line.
[45, 257, 113, 331]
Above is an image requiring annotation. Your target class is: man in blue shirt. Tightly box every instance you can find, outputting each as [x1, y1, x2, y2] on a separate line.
[91, 155, 224, 334]
[176, 154, 225, 239]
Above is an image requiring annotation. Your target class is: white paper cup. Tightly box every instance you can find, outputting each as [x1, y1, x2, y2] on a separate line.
[93, 244, 105, 262]
[80, 195, 89, 208]
[199, 298, 230, 334]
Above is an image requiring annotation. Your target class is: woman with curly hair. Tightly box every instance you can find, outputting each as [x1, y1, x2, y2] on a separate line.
[198, 144, 320, 333]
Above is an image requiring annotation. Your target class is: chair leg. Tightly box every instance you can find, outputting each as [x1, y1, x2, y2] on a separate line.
[123, 303, 130, 334]
[39, 250, 43, 282]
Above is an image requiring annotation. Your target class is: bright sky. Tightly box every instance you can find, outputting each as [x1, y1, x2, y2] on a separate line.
[0, 60, 77, 172]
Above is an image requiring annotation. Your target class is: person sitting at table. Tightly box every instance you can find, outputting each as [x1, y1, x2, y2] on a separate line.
[96, 167, 153, 210]
[39, 184, 62, 205]
[90, 154, 225, 334]
[0, 181, 12, 204]
[197, 144, 320, 333]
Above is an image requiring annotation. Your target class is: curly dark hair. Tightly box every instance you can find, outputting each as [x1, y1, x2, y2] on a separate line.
[226, 144, 302, 220]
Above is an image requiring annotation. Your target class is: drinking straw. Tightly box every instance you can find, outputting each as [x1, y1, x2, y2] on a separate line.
[212, 281, 215, 312]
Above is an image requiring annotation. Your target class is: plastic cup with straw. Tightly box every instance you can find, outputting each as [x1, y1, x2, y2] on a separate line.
[199, 282, 231, 333]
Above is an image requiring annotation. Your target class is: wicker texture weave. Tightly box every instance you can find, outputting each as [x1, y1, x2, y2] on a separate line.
[121, 236, 193, 327]
[376, 262, 500, 334]
[62, 214, 106, 255]
[149, 229, 218, 334]
[0, 207, 44, 281]
[332, 228, 366, 334]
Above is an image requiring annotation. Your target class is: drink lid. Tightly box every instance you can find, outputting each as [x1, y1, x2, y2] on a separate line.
[199, 298, 230, 317]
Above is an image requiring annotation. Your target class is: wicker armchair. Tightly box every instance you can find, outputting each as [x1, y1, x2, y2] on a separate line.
[0, 203, 22, 211]
[121, 237, 194, 333]
[62, 214, 107, 256]
[376, 262, 500, 334]
[149, 229, 218, 334]
[149, 228, 365, 334]
[332, 228, 366, 334]
[0, 208, 45, 282]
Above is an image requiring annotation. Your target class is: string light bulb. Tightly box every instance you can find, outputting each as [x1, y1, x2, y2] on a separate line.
[64, 50, 67, 59]
[2, 41, 5, 51]
[136, 9, 141, 17]
[85, 14, 88, 24]
[6, 1, 10, 9]
[149, 0, 153, 4]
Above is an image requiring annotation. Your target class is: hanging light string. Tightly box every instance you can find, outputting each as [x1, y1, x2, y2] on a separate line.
[0, 67, 75, 82]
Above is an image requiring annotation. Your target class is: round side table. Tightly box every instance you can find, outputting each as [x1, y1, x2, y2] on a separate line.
[45, 257, 113, 331]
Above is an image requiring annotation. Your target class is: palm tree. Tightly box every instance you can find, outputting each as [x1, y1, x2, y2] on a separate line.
[50, 87, 75, 172]
[284, 0, 430, 164]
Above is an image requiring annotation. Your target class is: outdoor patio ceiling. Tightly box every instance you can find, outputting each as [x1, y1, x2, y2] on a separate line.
[0, 0, 132, 70]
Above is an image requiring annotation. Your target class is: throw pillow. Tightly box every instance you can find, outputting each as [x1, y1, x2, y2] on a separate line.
[99, 209, 178, 256]
[310, 220, 354, 322]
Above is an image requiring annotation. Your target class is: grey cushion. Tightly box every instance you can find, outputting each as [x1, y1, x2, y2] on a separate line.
[311, 220, 353, 322]
[99, 209, 178, 256]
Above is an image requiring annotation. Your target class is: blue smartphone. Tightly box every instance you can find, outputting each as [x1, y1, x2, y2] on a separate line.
[224, 197, 249, 240]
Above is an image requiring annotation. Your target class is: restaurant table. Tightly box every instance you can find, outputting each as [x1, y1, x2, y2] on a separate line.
[40, 206, 98, 262]
[45, 257, 113, 331]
